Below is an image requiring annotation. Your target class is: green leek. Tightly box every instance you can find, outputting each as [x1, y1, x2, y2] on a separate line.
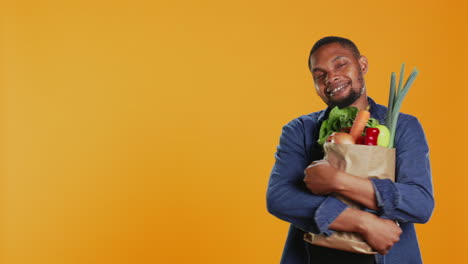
[386, 64, 419, 148]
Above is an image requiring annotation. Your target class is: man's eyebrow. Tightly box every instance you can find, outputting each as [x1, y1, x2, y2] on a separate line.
[332, 56, 346, 62]
[312, 68, 323, 73]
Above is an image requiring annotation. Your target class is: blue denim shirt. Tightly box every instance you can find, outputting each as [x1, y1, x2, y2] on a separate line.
[267, 97, 434, 264]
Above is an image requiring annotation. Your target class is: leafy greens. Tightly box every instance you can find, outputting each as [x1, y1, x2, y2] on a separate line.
[317, 106, 380, 145]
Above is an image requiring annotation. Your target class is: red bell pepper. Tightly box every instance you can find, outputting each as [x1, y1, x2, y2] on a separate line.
[364, 127, 380, 145]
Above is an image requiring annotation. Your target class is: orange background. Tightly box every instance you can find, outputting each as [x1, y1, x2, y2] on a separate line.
[1, 0, 466, 263]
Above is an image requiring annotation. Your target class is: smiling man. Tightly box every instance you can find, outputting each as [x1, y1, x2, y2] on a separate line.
[309, 40, 368, 110]
[267, 36, 434, 264]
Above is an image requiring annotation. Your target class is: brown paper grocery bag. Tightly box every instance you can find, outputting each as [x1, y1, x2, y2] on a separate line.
[304, 142, 396, 254]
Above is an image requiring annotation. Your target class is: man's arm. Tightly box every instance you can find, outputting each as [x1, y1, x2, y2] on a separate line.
[304, 115, 434, 223]
[372, 115, 434, 222]
[267, 118, 349, 235]
[329, 207, 402, 255]
[303, 160, 404, 255]
[304, 160, 379, 210]
[268, 117, 404, 254]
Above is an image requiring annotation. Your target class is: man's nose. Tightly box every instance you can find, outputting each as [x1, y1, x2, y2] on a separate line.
[326, 73, 340, 84]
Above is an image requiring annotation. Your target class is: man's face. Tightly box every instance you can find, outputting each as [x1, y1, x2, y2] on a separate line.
[309, 43, 368, 108]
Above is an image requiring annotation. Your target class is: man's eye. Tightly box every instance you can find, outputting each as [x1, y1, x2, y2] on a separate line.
[337, 63, 346, 68]
[316, 74, 325, 80]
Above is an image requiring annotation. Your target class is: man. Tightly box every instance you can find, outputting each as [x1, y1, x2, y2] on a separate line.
[267, 36, 434, 264]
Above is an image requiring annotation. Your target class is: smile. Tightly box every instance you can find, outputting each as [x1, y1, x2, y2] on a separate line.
[327, 83, 349, 96]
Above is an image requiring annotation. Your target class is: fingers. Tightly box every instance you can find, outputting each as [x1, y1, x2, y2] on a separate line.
[382, 242, 396, 255]
[379, 229, 401, 255]
[305, 160, 327, 171]
[378, 249, 388, 255]
[377, 242, 394, 255]
[364, 218, 402, 255]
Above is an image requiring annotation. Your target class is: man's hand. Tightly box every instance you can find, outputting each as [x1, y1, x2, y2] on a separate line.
[330, 208, 402, 255]
[359, 213, 402, 255]
[303, 160, 342, 195]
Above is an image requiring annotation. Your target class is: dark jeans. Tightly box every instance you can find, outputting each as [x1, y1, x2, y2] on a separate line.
[306, 244, 376, 264]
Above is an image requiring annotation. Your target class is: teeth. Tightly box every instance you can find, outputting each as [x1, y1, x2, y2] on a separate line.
[328, 84, 347, 95]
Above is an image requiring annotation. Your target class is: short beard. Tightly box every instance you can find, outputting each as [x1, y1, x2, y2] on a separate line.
[328, 74, 365, 109]
[328, 89, 361, 108]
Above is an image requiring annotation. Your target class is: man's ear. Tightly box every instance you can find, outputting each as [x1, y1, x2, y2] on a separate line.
[358, 56, 368, 74]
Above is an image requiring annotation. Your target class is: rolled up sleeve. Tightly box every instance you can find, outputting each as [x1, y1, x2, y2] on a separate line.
[370, 116, 434, 223]
[314, 196, 349, 235]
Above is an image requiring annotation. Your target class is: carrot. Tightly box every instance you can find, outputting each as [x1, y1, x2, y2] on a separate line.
[349, 108, 370, 140]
